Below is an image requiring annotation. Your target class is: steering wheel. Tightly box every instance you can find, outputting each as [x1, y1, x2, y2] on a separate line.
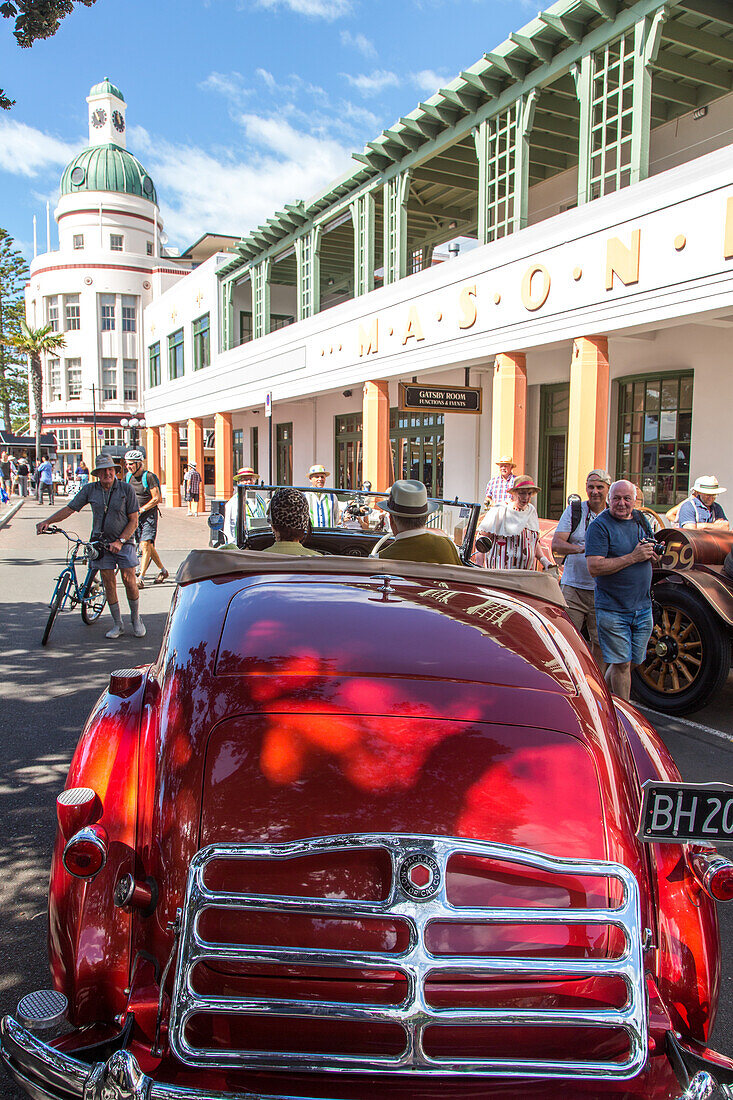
[369, 533, 394, 557]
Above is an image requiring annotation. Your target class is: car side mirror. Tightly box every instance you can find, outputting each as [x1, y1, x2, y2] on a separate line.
[475, 535, 492, 554]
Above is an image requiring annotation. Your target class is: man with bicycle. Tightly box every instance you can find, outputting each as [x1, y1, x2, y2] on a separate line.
[36, 454, 145, 639]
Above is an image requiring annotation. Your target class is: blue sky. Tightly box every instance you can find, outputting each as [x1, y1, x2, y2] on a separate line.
[0, 0, 534, 259]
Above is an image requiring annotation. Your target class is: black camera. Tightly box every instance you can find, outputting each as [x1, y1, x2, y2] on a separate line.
[641, 536, 665, 556]
[343, 496, 370, 519]
[87, 537, 111, 562]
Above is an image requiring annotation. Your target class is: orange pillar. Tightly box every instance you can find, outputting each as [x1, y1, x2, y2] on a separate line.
[491, 352, 526, 472]
[566, 336, 610, 498]
[362, 380, 391, 490]
[146, 426, 161, 482]
[164, 423, 181, 508]
[215, 412, 233, 500]
[187, 417, 206, 514]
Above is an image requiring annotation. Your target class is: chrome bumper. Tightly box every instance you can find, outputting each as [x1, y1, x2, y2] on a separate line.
[1, 1015, 730, 1100]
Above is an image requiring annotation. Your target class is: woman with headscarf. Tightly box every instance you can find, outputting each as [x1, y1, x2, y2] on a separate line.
[478, 474, 553, 571]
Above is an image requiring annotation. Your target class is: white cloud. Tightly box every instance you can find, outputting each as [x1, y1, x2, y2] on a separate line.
[411, 69, 449, 95]
[249, 0, 352, 17]
[340, 30, 376, 58]
[343, 69, 400, 97]
[198, 71, 253, 104]
[0, 120, 78, 178]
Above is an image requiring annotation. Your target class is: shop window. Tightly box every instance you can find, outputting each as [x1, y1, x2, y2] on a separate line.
[335, 412, 363, 490]
[251, 426, 259, 476]
[149, 342, 161, 387]
[276, 422, 293, 485]
[193, 313, 210, 370]
[233, 428, 243, 474]
[616, 372, 693, 508]
[168, 328, 184, 380]
[390, 409, 444, 498]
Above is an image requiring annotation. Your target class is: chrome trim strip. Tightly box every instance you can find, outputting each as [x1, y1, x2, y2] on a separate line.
[169, 834, 647, 1079]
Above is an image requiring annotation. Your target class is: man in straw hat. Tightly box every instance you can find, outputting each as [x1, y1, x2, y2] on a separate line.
[676, 475, 728, 531]
[306, 463, 340, 527]
[484, 456, 516, 508]
[224, 466, 266, 545]
[375, 479, 462, 565]
[36, 454, 146, 639]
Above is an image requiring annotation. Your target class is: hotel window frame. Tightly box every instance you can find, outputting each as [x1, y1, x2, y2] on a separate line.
[192, 313, 210, 370]
[616, 370, 693, 510]
[47, 295, 59, 332]
[66, 358, 82, 400]
[123, 359, 138, 401]
[101, 358, 117, 401]
[121, 296, 137, 332]
[168, 328, 184, 380]
[100, 294, 115, 331]
[110, 233, 123, 252]
[64, 294, 80, 331]
[72, 233, 84, 250]
[148, 342, 161, 388]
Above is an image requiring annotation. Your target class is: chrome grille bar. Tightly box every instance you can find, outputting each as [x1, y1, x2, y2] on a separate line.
[169, 834, 647, 1080]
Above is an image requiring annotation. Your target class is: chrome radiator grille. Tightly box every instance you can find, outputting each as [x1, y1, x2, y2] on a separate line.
[168, 834, 647, 1079]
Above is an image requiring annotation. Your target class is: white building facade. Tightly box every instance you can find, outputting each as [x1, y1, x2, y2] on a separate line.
[26, 80, 190, 475]
[143, 0, 733, 519]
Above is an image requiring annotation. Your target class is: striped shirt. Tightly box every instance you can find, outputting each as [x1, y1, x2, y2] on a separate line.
[307, 491, 339, 527]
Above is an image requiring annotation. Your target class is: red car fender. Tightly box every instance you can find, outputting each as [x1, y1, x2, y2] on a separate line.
[48, 669, 150, 1026]
[614, 700, 720, 1043]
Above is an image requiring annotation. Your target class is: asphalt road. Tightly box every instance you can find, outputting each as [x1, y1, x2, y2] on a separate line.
[0, 496, 731, 1098]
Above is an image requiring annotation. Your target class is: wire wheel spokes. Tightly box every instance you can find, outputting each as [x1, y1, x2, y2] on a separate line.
[641, 611, 703, 695]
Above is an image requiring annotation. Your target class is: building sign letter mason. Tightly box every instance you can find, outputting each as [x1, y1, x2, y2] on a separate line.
[606, 228, 641, 291]
[358, 318, 379, 357]
[458, 284, 477, 329]
[521, 264, 551, 312]
[402, 306, 425, 345]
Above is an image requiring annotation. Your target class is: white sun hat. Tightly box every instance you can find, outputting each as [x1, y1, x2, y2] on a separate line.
[692, 475, 726, 495]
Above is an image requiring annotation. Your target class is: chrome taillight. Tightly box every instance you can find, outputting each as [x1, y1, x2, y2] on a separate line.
[690, 852, 733, 902]
[62, 824, 108, 878]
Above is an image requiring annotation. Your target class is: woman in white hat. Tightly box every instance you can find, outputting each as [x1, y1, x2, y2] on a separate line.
[676, 476, 729, 531]
[478, 474, 553, 571]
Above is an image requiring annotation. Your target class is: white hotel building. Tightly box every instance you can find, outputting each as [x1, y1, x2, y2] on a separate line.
[25, 80, 194, 475]
[142, 0, 733, 516]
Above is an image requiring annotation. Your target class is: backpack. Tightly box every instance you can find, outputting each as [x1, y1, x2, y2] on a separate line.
[126, 470, 150, 490]
[569, 501, 652, 539]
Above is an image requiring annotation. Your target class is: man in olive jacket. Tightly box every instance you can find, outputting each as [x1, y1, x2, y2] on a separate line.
[376, 480, 462, 566]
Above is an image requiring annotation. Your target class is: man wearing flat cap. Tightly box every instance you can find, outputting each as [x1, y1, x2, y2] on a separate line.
[36, 454, 145, 639]
[376, 480, 462, 565]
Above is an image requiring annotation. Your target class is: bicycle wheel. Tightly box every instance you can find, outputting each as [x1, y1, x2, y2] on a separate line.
[42, 573, 70, 647]
[81, 568, 107, 624]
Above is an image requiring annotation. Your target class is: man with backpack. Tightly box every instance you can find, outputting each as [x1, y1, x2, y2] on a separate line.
[586, 479, 658, 701]
[124, 450, 169, 588]
[551, 469, 610, 668]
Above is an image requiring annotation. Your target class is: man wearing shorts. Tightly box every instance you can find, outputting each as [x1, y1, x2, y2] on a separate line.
[585, 479, 657, 701]
[125, 450, 168, 587]
[551, 469, 610, 668]
[36, 454, 145, 639]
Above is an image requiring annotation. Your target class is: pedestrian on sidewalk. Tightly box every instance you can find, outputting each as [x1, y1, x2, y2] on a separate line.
[484, 456, 516, 507]
[36, 454, 145, 639]
[0, 452, 11, 498]
[15, 454, 29, 496]
[124, 449, 168, 588]
[36, 455, 55, 505]
[585, 479, 657, 701]
[183, 461, 202, 516]
[479, 475, 553, 571]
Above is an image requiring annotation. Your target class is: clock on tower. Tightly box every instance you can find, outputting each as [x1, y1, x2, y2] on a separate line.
[86, 79, 127, 149]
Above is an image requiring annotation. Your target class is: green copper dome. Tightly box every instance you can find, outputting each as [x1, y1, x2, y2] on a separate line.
[89, 78, 124, 101]
[60, 144, 157, 204]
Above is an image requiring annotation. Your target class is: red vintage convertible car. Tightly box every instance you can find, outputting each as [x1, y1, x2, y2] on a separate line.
[2, 545, 733, 1099]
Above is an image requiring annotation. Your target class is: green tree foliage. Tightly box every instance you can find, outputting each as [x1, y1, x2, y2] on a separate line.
[1, 320, 65, 460]
[0, 228, 30, 431]
[1, 1, 98, 109]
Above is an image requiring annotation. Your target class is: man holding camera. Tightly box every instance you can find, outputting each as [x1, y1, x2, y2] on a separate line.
[585, 479, 657, 701]
[36, 454, 145, 639]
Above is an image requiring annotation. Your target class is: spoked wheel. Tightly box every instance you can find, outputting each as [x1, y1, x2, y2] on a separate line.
[639, 506, 665, 535]
[632, 583, 730, 715]
[81, 570, 107, 624]
[42, 574, 70, 647]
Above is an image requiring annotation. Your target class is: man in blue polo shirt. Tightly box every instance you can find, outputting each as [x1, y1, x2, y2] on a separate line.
[585, 479, 657, 701]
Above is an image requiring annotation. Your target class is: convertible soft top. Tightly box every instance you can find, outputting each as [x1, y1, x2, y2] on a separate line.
[176, 548, 567, 609]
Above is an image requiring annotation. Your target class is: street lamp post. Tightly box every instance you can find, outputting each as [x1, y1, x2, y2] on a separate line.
[120, 416, 147, 449]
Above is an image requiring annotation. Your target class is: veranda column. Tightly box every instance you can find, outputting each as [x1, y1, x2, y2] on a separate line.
[146, 426, 161, 482]
[351, 192, 375, 296]
[214, 412, 233, 501]
[164, 423, 181, 508]
[382, 171, 410, 285]
[566, 336, 610, 499]
[491, 353, 526, 471]
[252, 258, 271, 339]
[362, 380, 391, 491]
[187, 417, 206, 514]
[295, 227, 322, 320]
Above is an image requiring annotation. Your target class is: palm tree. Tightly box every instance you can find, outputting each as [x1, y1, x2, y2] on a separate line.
[1, 322, 65, 462]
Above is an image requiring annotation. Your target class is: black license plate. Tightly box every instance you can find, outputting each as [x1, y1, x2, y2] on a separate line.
[639, 781, 733, 844]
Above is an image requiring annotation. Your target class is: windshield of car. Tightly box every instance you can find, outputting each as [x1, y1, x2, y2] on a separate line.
[239, 485, 478, 547]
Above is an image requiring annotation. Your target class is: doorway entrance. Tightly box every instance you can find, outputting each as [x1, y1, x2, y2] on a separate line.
[538, 383, 569, 519]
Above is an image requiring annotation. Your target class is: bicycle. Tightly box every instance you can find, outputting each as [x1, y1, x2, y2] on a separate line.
[41, 527, 108, 646]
